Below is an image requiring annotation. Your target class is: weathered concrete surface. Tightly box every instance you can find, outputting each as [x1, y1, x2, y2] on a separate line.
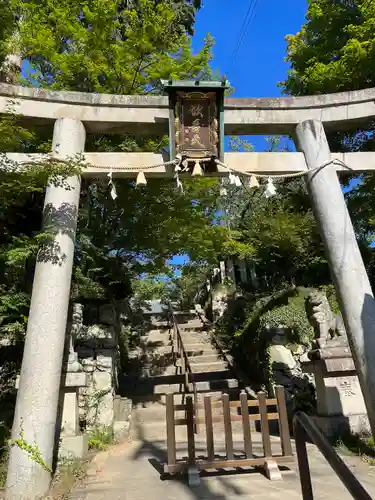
[5, 118, 86, 499]
[295, 119, 375, 438]
[69, 438, 375, 500]
[59, 435, 88, 460]
[5, 151, 375, 177]
[1, 82, 375, 135]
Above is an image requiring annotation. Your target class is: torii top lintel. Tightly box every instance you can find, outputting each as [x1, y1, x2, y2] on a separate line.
[1, 83, 375, 136]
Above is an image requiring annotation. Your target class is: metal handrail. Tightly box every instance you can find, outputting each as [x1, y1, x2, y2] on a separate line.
[293, 412, 372, 500]
[167, 302, 199, 432]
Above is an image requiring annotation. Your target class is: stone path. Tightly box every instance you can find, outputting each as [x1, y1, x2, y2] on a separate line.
[70, 312, 375, 499]
[70, 437, 375, 500]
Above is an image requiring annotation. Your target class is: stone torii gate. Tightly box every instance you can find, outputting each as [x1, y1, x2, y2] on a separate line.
[3, 82, 375, 498]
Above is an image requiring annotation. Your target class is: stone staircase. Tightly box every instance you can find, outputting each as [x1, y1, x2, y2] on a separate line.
[121, 310, 246, 441]
[72, 309, 375, 500]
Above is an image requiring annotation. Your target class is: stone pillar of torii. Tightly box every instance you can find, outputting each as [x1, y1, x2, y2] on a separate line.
[2, 82, 375, 499]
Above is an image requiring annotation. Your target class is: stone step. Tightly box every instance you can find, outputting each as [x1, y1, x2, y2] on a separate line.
[138, 335, 171, 345]
[134, 377, 240, 395]
[173, 309, 196, 315]
[136, 369, 234, 384]
[180, 330, 209, 337]
[172, 311, 197, 323]
[177, 356, 224, 366]
[163, 362, 229, 375]
[180, 339, 212, 347]
[182, 341, 212, 348]
[180, 337, 212, 346]
[190, 362, 228, 373]
[187, 354, 223, 364]
[130, 387, 245, 406]
[133, 346, 216, 358]
[178, 323, 205, 329]
[162, 365, 184, 376]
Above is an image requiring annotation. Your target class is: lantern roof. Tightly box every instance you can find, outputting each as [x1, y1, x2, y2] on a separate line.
[161, 79, 230, 91]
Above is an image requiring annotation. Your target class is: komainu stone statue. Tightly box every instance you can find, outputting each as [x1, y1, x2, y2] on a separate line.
[65, 303, 84, 372]
[305, 291, 346, 349]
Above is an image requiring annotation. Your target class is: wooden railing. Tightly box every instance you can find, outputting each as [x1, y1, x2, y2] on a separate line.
[167, 302, 199, 433]
[294, 412, 372, 500]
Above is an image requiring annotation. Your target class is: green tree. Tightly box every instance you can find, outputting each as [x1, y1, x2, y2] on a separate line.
[282, 0, 375, 275]
[119, 1, 202, 36]
[0, 1, 13, 66]
[0, 0, 233, 322]
[221, 178, 329, 291]
[283, 0, 375, 96]
[16, 0, 211, 93]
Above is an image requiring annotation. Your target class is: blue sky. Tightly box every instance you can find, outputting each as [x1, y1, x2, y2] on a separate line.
[192, 0, 308, 151]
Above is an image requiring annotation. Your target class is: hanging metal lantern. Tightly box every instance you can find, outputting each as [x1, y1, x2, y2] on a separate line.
[162, 79, 230, 171]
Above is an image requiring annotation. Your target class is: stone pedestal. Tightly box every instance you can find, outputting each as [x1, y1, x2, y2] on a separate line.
[302, 354, 370, 437]
[58, 372, 89, 459]
[219, 261, 226, 283]
[58, 372, 88, 458]
[226, 259, 236, 284]
[14, 371, 89, 459]
[237, 259, 248, 284]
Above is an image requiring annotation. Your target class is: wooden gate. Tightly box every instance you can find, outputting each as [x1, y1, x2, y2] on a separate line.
[165, 385, 294, 484]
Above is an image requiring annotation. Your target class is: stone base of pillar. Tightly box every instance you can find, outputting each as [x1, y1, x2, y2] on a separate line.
[310, 414, 370, 440]
[59, 435, 88, 459]
[302, 355, 370, 438]
[113, 395, 132, 441]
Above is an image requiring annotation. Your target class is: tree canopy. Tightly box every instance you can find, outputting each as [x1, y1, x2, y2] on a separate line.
[283, 0, 375, 251]
[15, 0, 211, 93]
[0, 0, 237, 336]
[283, 0, 375, 96]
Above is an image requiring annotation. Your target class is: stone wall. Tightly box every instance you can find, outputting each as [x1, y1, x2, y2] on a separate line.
[268, 330, 316, 414]
[68, 302, 131, 433]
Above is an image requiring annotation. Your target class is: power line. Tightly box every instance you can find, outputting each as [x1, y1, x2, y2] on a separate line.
[226, 0, 260, 75]
[226, 0, 256, 74]
[227, 0, 254, 69]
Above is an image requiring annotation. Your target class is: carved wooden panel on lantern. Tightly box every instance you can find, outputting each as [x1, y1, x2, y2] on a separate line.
[162, 79, 229, 173]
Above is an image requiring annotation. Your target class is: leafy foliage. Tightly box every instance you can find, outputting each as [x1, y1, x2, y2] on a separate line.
[0, 1, 232, 337]
[2, 0, 237, 309]
[282, 0, 375, 275]
[259, 288, 315, 346]
[0, 134, 83, 339]
[88, 426, 115, 450]
[283, 0, 375, 96]
[221, 178, 330, 291]
[209, 2, 375, 394]
[16, 0, 212, 93]
[0, 0, 16, 73]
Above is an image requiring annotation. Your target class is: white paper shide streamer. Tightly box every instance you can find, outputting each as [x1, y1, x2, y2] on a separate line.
[264, 177, 277, 198]
[174, 164, 183, 192]
[107, 168, 117, 200]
